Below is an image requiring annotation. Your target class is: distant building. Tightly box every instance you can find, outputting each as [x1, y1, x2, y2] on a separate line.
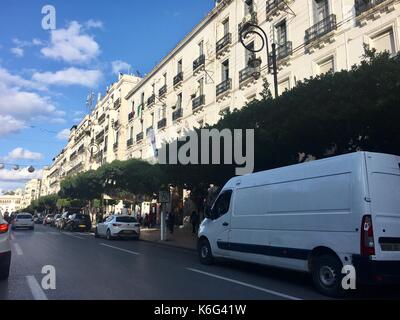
[0, 193, 22, 214]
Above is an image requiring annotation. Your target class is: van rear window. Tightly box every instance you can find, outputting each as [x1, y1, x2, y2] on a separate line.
[116, 216, 137, 223]
[18, 215, 32, 219]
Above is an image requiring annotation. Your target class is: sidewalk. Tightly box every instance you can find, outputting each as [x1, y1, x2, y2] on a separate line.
[139, 223, 198, 251]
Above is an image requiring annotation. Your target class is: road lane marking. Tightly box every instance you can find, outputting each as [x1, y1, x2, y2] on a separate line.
[61, 232, 84, 240]
[26, 276, 48, 300]
[13, 243, 23, 255]
[100, 243, 139, 255]
[186, 268, 303, 301]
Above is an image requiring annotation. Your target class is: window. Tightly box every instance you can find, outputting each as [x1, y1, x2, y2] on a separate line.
[151, 83, 155, 94]
[313, 0, 329, 23]
[199, 41, 204, 56]
[177, 93, 182, 109]
[223, 18, 229, 36]
[244, 0, 253, 15]
[278, 78, 290, 94]
[211, 190, 232, 219]
[221, 59, 229, 81]
[245, 41, 254, 66]
[372, 28, 395, 55]
[177, 59, 183, 73]
[318, 57, 334, 74]
[116, 216, 137, 223]
[163, 73, 167, 85]
[129, 126, 133, 139]
[276, 21, 287, 47]
[140, 92, 145, 105]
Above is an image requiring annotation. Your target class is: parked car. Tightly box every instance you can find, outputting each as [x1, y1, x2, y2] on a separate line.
[33, 214, 44, 224]
[198, 151, 400, 297]
[0, 214, 11, 280]
[64, 213, 91, 232]
[95, 215, 140, 240]
[12, 213, 34, 230]
[56, 212, 69, 230]
[52, 214, 61, 227]
[43, 214, 55, 226]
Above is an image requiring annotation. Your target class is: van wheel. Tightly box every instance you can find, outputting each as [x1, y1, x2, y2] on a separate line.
[311, 254, 345, 298]
[198, 239, 213, 265]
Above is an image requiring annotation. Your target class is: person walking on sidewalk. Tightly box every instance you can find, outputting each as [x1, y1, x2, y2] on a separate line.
[167, 211, 175, 234]
[190, 210, 199, 235]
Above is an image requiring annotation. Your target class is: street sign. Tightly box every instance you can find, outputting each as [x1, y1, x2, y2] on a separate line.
[159, 191, 170, 203]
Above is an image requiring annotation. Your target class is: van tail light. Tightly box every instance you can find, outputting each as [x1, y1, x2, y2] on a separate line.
[361, 215, 375, 256]
[112, 223, 122, 227]
[0, 223, 9, 234]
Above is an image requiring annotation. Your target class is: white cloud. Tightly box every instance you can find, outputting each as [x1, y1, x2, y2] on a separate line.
[0, 115, 25, 136]
[11, 47, 24, 57]
[0, 67, 65, 138]
[0, 167, 43, 183]
[112, 60, 131, 75]
[32, 38, 43, 46]
[4, 148, 43, 161]
[56, 128, 70, 140]
[85, 19, 104, 29]
[32, 67, 102, 87]
[41, 21, 100, 64]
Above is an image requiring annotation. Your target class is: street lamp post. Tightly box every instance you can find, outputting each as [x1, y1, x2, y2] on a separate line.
[239, 19, 279, 98]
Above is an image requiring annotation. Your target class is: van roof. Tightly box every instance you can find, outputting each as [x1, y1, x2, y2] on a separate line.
[223, 151, 396, 190]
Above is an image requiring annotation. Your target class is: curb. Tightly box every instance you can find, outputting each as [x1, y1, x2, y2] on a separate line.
[139, 237, 197, 252]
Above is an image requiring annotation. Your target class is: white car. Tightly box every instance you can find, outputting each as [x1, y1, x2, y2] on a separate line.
[12, 213, 34, 230]
[0, 213, 11, 279]
[95, 215, 140, 240]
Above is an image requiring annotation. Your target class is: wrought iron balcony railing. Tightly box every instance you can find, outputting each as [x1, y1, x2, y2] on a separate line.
[305, 14, 337, 45]
[136, 132, 144, 142]
[239, 65, 260, 84]
[266, 0, 287, 18]
[147, 94, 155, 106]
[216, 33, 232, 54]
[159, 85, 167, 97]
[95, 130, 105, 142]
[98, 113, 106, 125]
[172, 108, 183, 121]
[192, 95, 205, 110]
[173, 72, 183, 86]
[238, 11, 258, 33]
[114, 98, 121, 109]
[355, 0, 387, 16]
[216, 79, 232, 96]
[127, 138, 133, 147]
[157, 118, 167, 129]
[193, 54, 205, 71]
[276, 41, 293, 60]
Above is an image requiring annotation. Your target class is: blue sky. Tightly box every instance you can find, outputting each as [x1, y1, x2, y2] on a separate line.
[0, 0, 214, 192]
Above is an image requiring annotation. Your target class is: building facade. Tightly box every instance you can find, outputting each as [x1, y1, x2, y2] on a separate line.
[39, 0, 400, 196]
[0, 192, 22, 214]
[20, 179, 42, 209]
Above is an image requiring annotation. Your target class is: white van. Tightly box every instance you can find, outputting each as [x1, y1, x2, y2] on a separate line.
[197, 152, 400, 296]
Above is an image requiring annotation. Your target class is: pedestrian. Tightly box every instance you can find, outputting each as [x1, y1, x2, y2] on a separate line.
[144, 213, 149, 228]
[190, 210, 199, 234]
[168, 211, 175, 234]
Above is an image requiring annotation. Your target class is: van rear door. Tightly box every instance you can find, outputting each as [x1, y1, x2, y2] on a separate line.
[365, 152, 400, 261]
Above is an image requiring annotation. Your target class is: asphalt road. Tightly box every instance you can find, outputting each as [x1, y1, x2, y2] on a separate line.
[0, 224, 399, 300]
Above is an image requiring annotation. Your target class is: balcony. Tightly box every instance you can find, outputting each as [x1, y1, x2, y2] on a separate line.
[266, 0, 289, 21]
[216, 33, 232, 57]
[114, 98, 121, 109]
[305, 14, 337, 49]
[95, 130, 105, 142]
[78, 145, 84, 154]
[147, 94, 155, 107]
[98, 113, 106, 125]
[238, 11, 258, 36]
[276, 41, 293, 61]
[193, 54, 205, 73]
[192, 95, 205, 111]
[136, 132, 144, 142]
[239, 66, 260, 88]
[127, 138, 133, 147]
[128, 112, 134, 122]
[113, 120, 120, 129]
[172, 108, 183, 121]
[173, 72, 183, 87]
[113, 142, 118, 151]
[355, 0, 396, 25]
[216, 79, 232, 98]
[159, 85, 167, 97]
[157, 118, 167, 130]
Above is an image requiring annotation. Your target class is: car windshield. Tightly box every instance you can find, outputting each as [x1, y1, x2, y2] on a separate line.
[116, 216, 137, 223]
[18, 214, 32, 219]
